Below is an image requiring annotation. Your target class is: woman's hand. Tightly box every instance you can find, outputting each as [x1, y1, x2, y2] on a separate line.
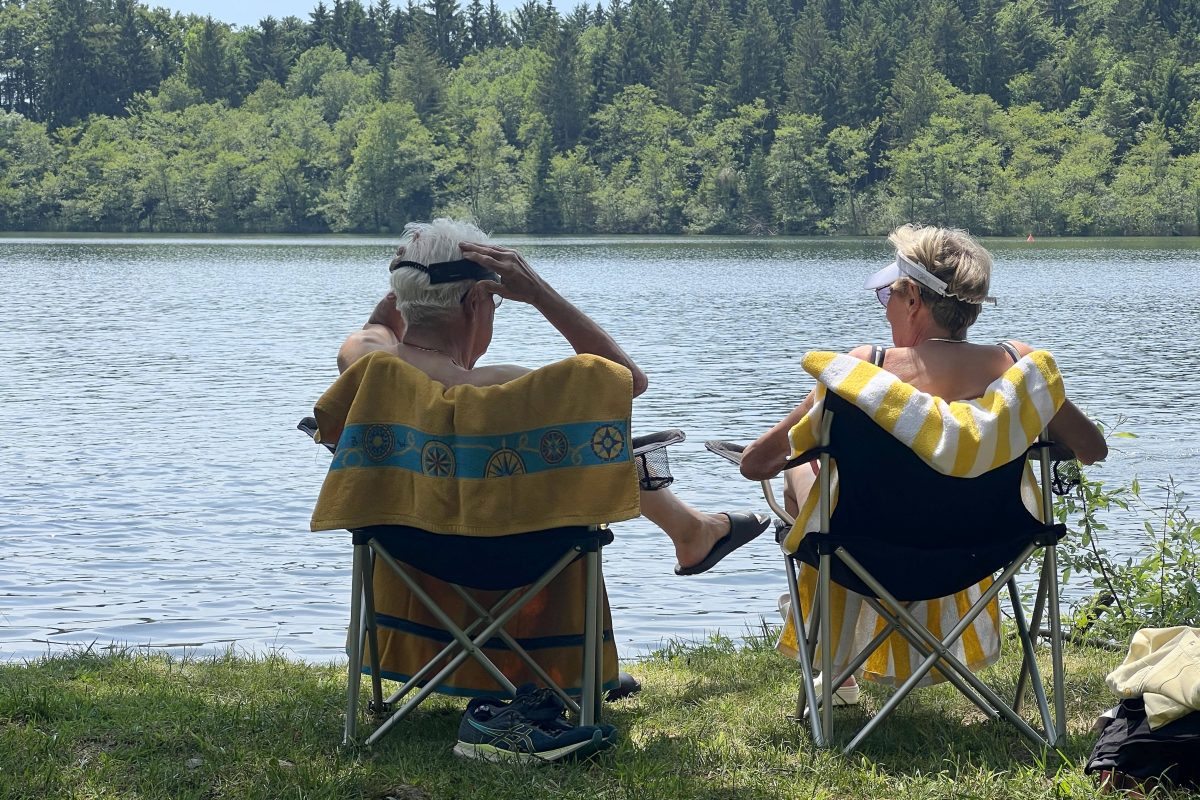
[458, 242, 552, 307]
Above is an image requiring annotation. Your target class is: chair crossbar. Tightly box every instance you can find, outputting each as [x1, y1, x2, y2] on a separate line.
[448, 583, 582, 716]
[346, 535, 597, 746]
[833, 544, 1055, 753]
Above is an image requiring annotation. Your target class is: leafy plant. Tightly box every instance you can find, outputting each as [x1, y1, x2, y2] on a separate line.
[1054, 421, 1200, 639]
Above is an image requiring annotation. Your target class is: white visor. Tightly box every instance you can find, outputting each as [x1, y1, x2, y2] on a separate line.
[864, 251, 996, 305]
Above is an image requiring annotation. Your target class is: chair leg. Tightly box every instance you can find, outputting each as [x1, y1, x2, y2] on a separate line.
[818, 550, 834, 745]
[1008, 576, 1055, 741]
[580, 546, 601, 727]
[1046, 544, 1066, 743]
[361, 547, 384, 713]
[785, 554, 824, 746]
[343, 542, 368, 746]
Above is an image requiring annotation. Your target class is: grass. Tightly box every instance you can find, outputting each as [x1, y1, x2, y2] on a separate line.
[0, 629, 1178, 799]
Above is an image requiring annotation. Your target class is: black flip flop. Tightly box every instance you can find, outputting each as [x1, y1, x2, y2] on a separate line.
[674, 512, 771, 576]
[604, 671, 642, 702]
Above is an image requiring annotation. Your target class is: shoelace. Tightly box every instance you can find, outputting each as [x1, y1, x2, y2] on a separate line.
[510, 688, 572, 731]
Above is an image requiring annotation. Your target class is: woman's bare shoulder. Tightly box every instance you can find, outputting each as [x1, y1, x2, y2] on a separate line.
[998, 339, 1035, 357]
[848, 344, 876, 361]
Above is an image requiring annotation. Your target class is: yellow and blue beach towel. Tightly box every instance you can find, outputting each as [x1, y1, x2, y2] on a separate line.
[311, 350, 640, 535]
[778, 350, 1066, 686]
[309, 350, 640, 695]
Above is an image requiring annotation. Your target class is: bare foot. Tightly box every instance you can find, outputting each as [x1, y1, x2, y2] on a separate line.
[672, 513, 730, 572]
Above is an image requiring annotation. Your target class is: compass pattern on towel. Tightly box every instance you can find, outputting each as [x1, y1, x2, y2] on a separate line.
[332, 419, 631, 478]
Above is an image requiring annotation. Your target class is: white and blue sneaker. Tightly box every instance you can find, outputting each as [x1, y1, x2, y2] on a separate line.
[453, 687, 611, 763]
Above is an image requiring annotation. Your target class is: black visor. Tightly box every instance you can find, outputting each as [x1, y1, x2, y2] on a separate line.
[390, 258, 500, 285]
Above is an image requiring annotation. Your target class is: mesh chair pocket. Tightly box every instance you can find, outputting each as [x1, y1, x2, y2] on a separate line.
[632, 429, 685, 491]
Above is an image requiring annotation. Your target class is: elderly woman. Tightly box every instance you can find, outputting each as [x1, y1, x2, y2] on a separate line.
[740, 223, 1107, 702]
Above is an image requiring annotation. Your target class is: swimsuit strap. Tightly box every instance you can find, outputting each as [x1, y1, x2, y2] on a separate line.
[870, 345, 889, 366]
[996, 340, 1020, 363]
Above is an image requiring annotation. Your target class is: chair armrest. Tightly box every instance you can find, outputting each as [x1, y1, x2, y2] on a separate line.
[1027, 440, 1076, 463]
[704, 439, 745, 466]
[705, 440, 825, 473]
[633, 428, 685, 454]
[298, 416, 336, 453]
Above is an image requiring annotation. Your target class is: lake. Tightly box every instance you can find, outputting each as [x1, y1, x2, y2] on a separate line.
[1, 234, 1196, 664]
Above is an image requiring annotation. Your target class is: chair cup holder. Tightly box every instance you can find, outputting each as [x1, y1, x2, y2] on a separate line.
[632, 429, 685, 491]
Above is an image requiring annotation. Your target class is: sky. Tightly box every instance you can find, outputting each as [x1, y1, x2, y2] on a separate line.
[152, 0, 526, 29]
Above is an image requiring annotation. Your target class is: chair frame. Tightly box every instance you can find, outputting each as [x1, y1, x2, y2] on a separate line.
[342, 524, 608, 746]
[302, 417, 683, 746]
[709, 408, 1069, 754]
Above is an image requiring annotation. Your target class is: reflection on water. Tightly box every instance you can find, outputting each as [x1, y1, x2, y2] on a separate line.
[1, 235, 1196, 663]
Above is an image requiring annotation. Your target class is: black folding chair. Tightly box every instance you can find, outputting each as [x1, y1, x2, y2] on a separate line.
[300, 417, 683, 746]
[707, 391, 1071, 753]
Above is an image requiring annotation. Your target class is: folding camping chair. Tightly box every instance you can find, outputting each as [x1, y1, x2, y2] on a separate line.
[707, 391, 1074, 754]
[300, 354, 684, 747]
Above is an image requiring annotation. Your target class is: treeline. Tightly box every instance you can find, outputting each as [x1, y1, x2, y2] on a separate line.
[2, 0, 1200, 235]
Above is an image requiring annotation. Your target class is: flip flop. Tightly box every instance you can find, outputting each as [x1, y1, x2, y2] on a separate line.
[674, 512, 771, 576]
[604, 671, 642, 702]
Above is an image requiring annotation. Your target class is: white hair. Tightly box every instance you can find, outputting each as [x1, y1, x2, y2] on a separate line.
[388, 218, 491, 328]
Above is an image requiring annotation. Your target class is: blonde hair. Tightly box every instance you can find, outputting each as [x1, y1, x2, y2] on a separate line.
[388, 218, 490, 327]
[887, 224, 993, 338]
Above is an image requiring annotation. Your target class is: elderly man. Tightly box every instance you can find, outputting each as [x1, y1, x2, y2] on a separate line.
[339, 217, 769, 575]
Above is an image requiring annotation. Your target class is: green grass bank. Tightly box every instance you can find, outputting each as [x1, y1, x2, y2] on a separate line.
[0, 632, 1177, 800]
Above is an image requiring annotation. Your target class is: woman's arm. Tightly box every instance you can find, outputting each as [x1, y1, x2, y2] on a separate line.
[1047, 398, 1108, 465]
[741, 388, 816, 480]
[1007, 340, 1107, 465]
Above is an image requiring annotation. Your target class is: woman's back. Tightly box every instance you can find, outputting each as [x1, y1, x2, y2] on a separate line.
[874, 340, 1021, 402]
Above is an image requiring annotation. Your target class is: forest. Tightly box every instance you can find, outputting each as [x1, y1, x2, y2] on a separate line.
[1, 0, 1198, 235]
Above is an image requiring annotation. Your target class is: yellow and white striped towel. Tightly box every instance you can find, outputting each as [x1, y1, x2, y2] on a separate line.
[778, 350, 1066, 686]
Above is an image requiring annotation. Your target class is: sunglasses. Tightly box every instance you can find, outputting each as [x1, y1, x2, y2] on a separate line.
[875, 285, 892, 308]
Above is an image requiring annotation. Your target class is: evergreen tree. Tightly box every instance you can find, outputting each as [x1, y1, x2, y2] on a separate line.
[426, 0, 465, 64]
[182, 17, 238, 104]
[40, 0, 95, 128]
[785, 5, 843, 123]
[611, 0, 671, 90]
[391, 36, 446, 120]
[0, 2, 40, 116]
[526, 129, 560, 231]
[244, 17, 291, 86]
[539, 20, 585, 149]
[654, 37, 692, 113]
[485, 0, 509, 47]
[725, 0, 782, 109]
[112, 0, 160, 113]
[310, 2, 334, 47]
[465, 0, 487, 51]
[685, 0, 732, 100]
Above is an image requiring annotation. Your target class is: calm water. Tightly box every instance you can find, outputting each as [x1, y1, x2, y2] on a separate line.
[1, 235, 1196, 663]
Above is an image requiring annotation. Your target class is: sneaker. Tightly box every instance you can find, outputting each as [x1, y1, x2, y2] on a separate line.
[453, 693, 610, 764]
[803, 673, 861, 712]
[508, 684, 618, 742]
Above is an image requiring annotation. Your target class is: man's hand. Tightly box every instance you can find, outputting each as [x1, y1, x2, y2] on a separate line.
[458, 242, 551, 307]
[458, 241, 648, 396]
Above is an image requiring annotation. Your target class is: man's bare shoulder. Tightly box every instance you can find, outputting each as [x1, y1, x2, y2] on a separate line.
[337, 325, 400, 373]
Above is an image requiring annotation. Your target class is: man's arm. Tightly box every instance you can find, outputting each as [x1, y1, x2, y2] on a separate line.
[459, 242, 649, 396]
